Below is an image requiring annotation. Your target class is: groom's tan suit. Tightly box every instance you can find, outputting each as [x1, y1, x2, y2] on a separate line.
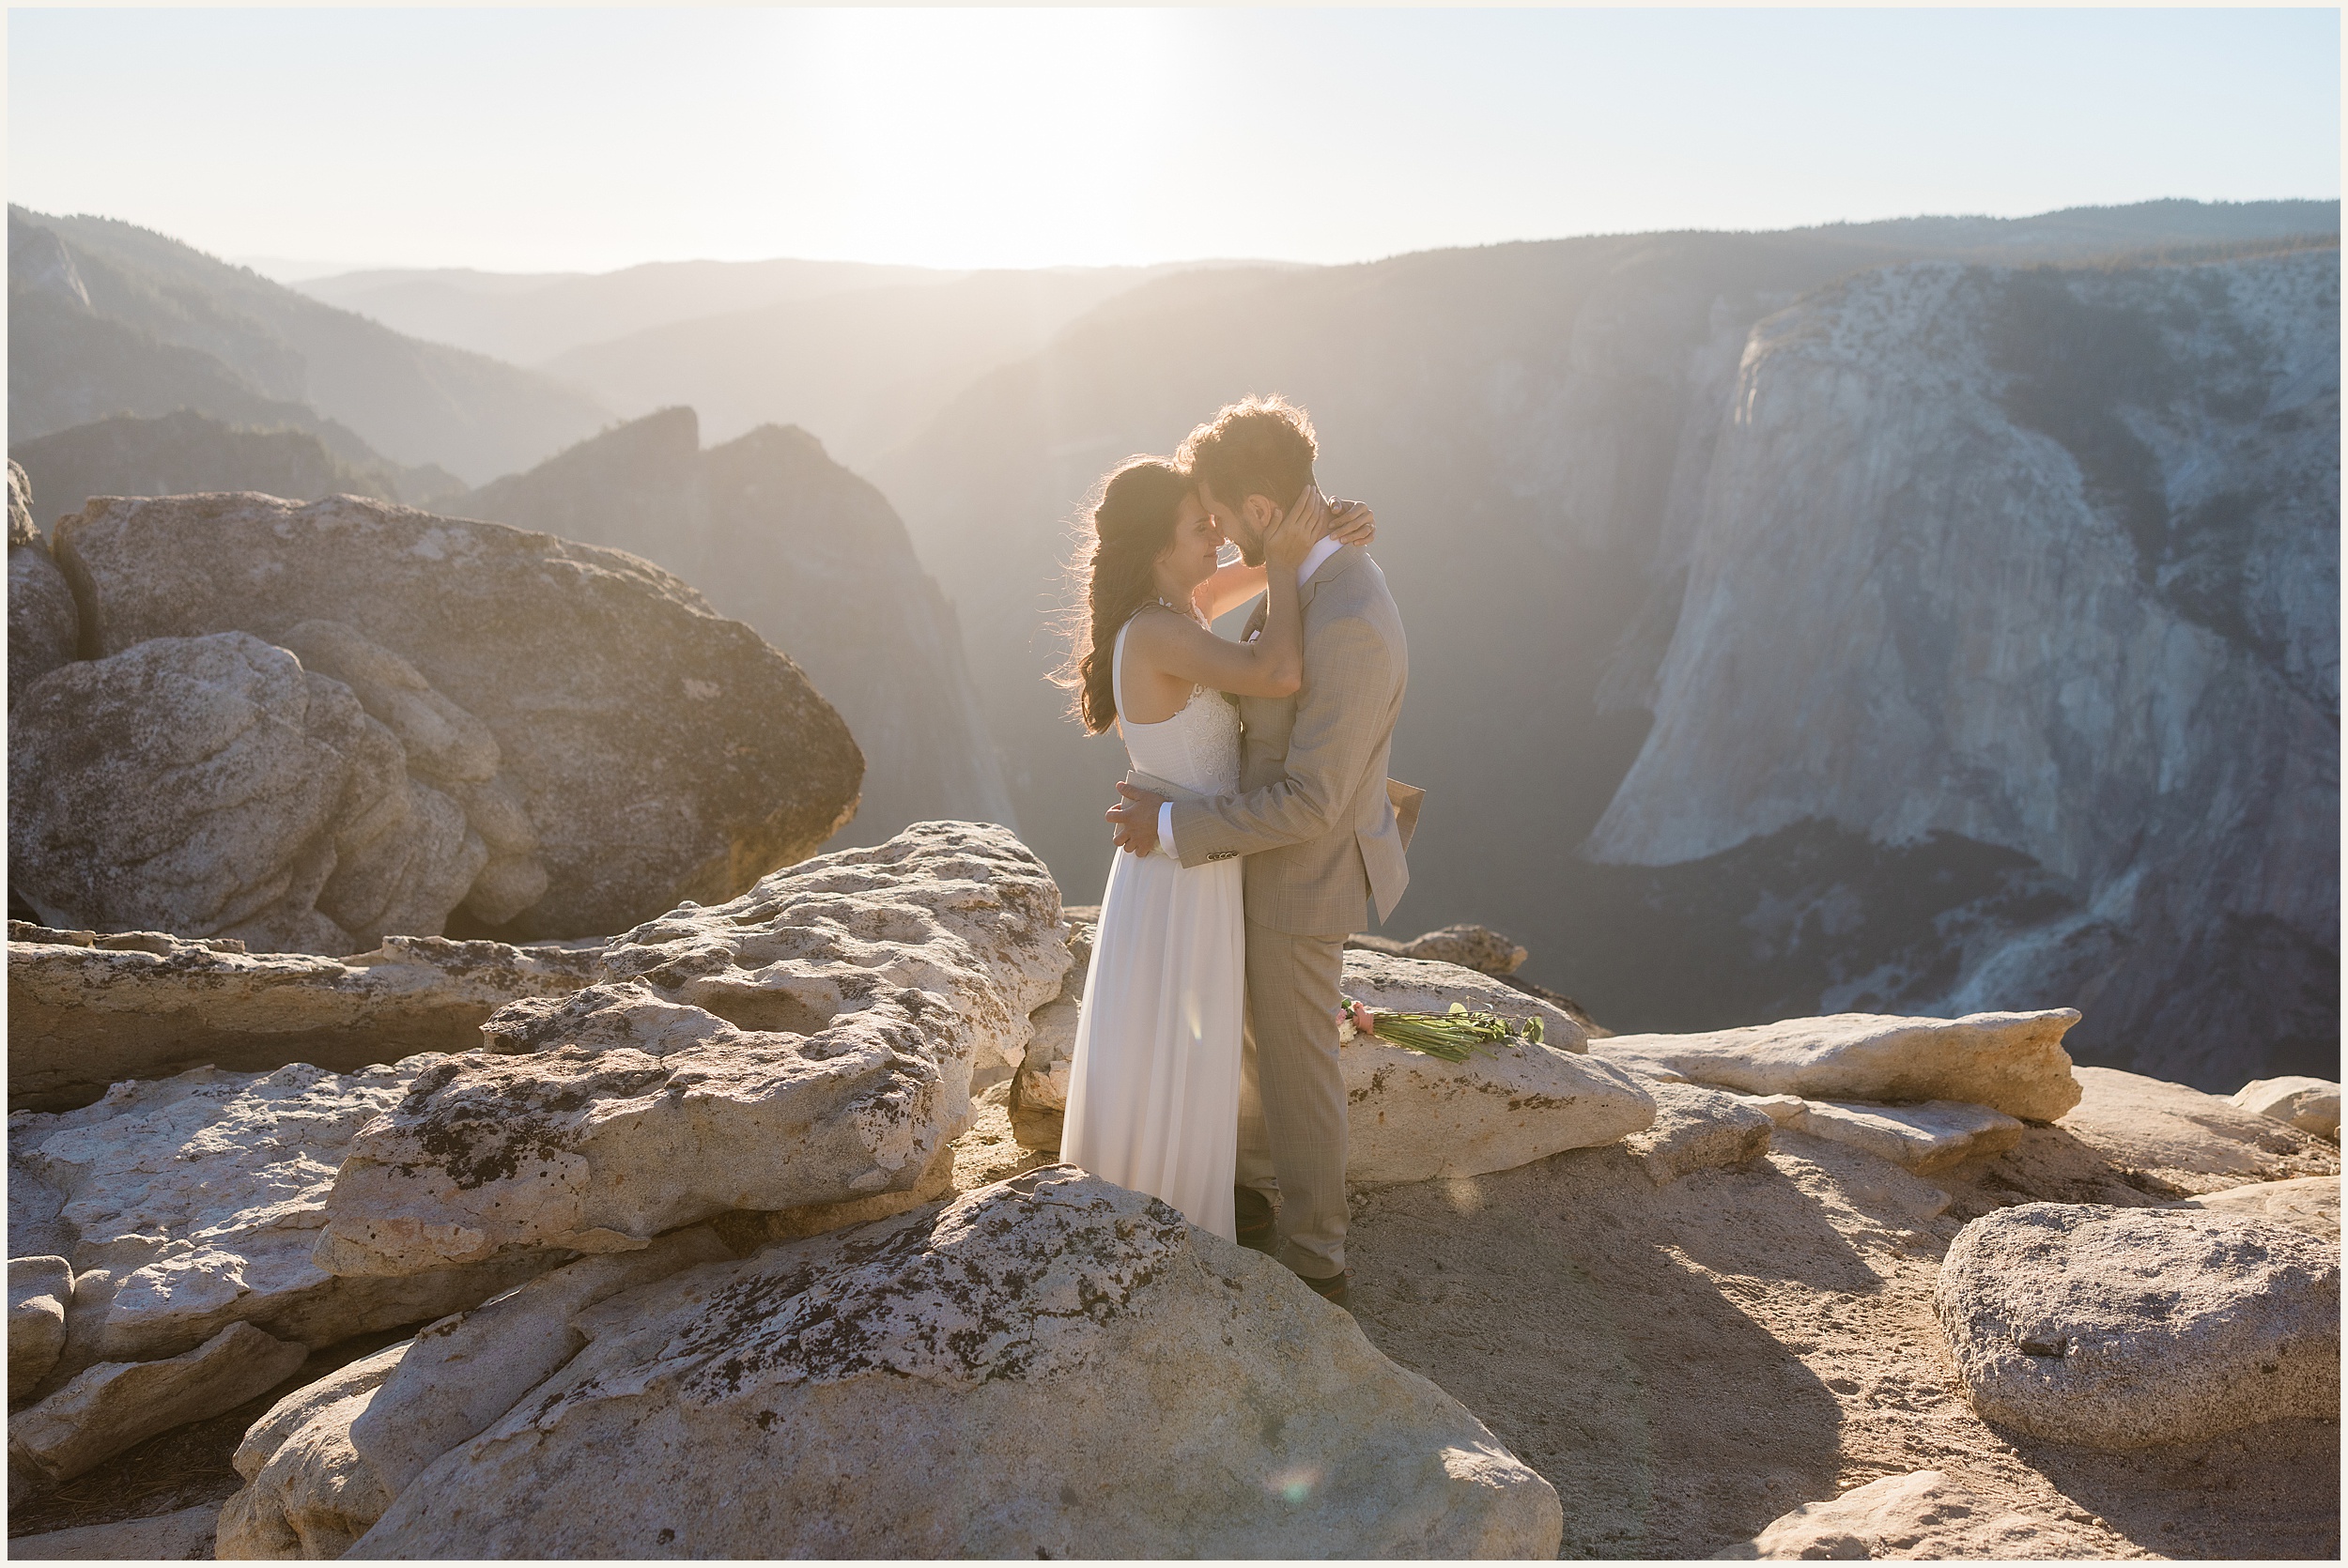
[1163, 542, 1416, 1280]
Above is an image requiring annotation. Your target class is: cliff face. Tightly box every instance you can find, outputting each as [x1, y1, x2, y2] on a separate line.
[458, 409, 1012, 849]
[1583, 251, 2339, 1087]
[871, 206, 2337, 1091]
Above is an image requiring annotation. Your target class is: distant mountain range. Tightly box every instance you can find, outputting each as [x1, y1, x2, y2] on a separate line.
[293, 259, 1267, 470]
[295, 258, 954, 366]
[12, 196, 2336, 1090]
[8, 207, 609, 486]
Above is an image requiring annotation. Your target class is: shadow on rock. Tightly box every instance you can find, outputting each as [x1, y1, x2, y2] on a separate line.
[1347, 1145, 1850, 1558]
[2002, 1417, 2341, 1560]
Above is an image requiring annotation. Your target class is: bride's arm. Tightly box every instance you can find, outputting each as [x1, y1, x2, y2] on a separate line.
[1127, 507, 1323, 699]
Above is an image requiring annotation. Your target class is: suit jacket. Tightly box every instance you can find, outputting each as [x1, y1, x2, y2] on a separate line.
[1164, 544, 1418, 937]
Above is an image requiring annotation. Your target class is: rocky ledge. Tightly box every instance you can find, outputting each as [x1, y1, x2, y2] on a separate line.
[7, 926, 601, 1114]
[4, 822, 2339, 1558]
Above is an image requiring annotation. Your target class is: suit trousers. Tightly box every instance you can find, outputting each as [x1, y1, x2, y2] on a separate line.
[1235, 918, 1349, 1280]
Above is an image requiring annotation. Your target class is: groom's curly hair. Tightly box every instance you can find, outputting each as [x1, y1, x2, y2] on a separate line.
[1057, 455, 1194, 734]
[1179, 395, 1318, 512]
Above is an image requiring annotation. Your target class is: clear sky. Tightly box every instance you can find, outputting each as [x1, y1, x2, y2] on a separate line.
[8, 7, 2340, 276]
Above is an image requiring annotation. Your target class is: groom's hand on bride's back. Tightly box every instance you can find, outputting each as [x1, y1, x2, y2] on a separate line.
[1106, 781, 1166, 857]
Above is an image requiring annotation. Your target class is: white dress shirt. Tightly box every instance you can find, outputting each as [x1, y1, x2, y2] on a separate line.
[1156, 534, 1344, 856]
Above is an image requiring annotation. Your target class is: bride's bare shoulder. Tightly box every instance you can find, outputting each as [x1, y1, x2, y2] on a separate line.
[1119, 602, 1205, 658]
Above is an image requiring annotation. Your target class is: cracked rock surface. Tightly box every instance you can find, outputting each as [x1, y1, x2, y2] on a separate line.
[8, 1060, 564, 1374]
[7, 925, 601, 1113]
[312, 822, 1071, 1275]
[9, 1321, 306, 1498]
[8, 632, 484, 957]
[216, 1339, 411, 1560]
[1594, 1009, 2085, 1123]
[1620, 1081, 1775, 1184]
[353, 1167, 1564, 1559]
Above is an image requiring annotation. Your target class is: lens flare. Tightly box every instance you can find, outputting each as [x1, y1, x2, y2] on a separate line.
[1264, 1464, 1322, 1503]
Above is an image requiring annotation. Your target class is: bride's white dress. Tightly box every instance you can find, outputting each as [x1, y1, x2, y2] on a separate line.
[1059, 616, 1246, 1241]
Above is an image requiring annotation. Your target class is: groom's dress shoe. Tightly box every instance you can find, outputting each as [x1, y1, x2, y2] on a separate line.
[1299, 1268, 1352, 1311]
[1235, 1187, 1274, 1242]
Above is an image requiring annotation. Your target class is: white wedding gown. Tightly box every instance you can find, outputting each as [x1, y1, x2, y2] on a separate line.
[1059, 617, 1246, 1241]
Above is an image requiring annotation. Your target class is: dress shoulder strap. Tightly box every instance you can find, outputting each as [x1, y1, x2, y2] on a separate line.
[1112, 600, 1205, 724]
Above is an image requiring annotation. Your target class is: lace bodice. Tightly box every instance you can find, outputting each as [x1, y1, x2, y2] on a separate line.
[1114, 615, 1240, 796]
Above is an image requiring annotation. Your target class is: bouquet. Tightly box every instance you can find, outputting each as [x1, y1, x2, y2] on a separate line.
[1336, 996, 1544, 1062]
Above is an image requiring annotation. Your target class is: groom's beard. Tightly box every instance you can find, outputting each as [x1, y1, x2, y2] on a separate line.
[1232, 527, 1267, 569]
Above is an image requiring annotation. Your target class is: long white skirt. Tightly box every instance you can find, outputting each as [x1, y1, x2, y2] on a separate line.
[1060, 845, 1245, 1242]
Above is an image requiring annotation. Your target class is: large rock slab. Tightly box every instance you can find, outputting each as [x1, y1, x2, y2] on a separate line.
[8, 1258, 73, 1390]
[349, 1227, 731, 1496]
[7, 924, 600, 1113]
[1746, 1096, 2024, 1175]
[1340, 951, 1639, 1183]
[9, 1502, 221, 1560]
[2056, 1066, 2341, 1196]
[2231, 1075, 2341, 1141]
[1715, 1469, 2080, 1560]
[275, 620, 549, 929]
[1934, 1202, 2340, 1447]
[219, 1340, 411, 1561]
[9, 1321, 306, 1496]
[8, 1255, 72, 1391]
[8, 631, 483, 955]
[8, 459, 80, 704]
[2176, 1175, 2340, 1240]
[1594, 1009, 2083, 1122]
[53, 492, 864, 938]
[1621, 1081, 1774, 1184]
[312, 822, 1070, 1276]
[1006, 908, 1094, 1151]
[10, 1060, 565, 1372]
[354, 1168, 1563, 1558]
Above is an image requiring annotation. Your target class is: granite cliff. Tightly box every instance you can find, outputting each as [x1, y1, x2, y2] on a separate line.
[1583, 249, 2338, 1088]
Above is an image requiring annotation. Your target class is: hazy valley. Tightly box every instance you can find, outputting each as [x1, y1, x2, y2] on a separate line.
[9, 197, 2337, 1089]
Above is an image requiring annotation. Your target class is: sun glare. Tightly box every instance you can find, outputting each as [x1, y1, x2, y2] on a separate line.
[779, 9, 1196, 269]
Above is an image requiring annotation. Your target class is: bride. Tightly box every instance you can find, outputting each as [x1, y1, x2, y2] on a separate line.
[1055, 455, 1370, 1240]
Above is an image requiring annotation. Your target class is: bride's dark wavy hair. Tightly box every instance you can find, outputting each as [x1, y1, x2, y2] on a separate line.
[1055, 455, 1193, 734]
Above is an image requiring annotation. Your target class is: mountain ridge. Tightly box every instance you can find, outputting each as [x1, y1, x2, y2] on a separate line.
[9, 207, 610, 484]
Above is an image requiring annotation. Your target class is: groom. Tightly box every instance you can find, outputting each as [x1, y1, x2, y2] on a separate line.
[1107, 395, 1418, 1308]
